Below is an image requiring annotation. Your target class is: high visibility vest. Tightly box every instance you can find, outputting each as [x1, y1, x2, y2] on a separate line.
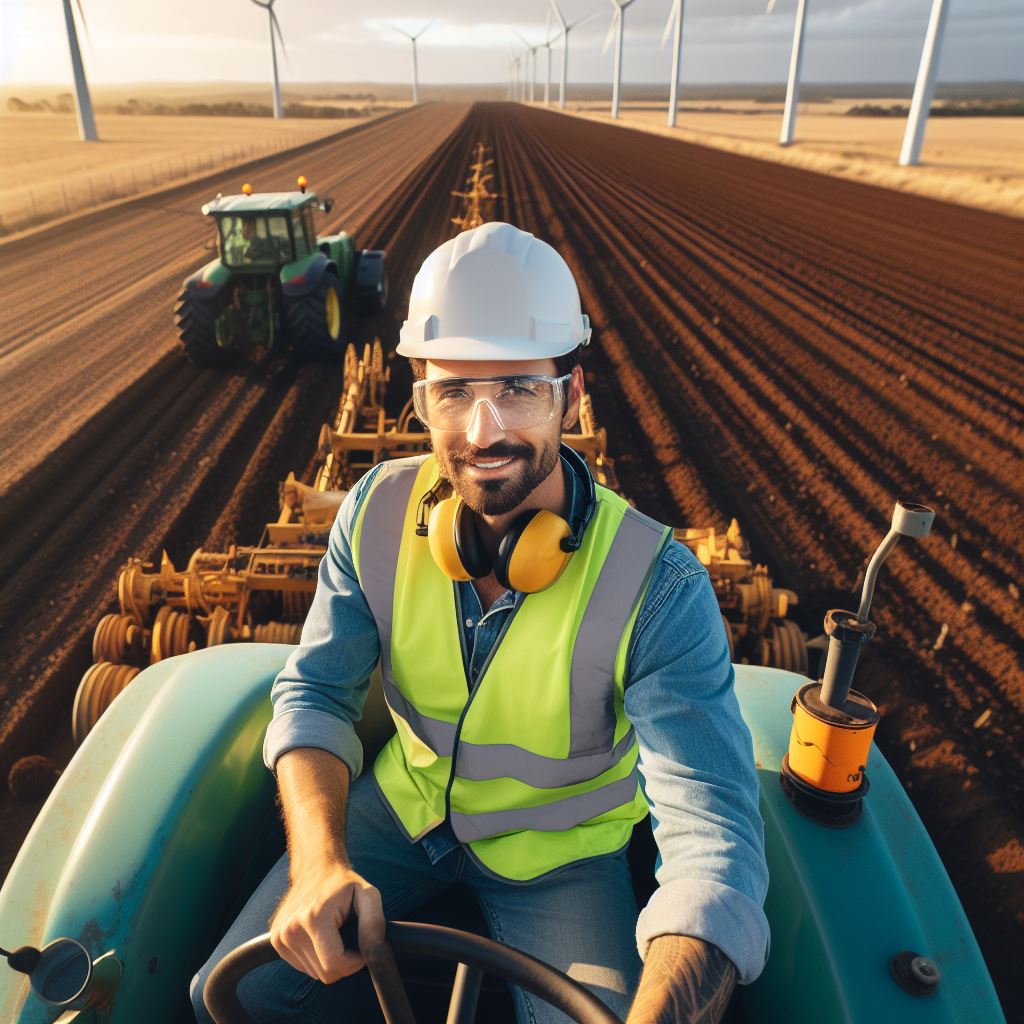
[352, 454, 670, 881]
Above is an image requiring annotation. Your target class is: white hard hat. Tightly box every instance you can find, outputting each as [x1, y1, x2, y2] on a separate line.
[397, 222, 592, 360]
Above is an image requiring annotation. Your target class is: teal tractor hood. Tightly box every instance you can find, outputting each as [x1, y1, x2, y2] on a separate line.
[0, 647, 1005, 1023]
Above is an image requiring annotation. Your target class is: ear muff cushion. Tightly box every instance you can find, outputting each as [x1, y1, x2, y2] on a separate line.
[427, 498, 477, 581]
[453, 500, 492, 579]
[496, 510, 573, 593]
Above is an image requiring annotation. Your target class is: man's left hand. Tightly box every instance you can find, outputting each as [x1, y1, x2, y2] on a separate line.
[626, 935, 736, 1024]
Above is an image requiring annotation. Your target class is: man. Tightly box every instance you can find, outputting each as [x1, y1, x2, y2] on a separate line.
[232, 216, 277, 263]
[192, 222, 768, 1024]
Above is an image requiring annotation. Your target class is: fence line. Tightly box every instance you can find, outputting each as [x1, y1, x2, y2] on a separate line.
[0, 129, 328, 236]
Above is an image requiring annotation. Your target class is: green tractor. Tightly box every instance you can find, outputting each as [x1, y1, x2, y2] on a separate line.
[175, 178, 387, 366]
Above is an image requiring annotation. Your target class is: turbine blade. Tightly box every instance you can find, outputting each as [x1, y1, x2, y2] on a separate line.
[73, 0, 93, 48]
[601, 7, 619, 55]
[387, 22, 413, 39]
[570, 10, 598, 31]
[413, 19, 434, 40]
[766, 0, 778, 11]
[549, 0, 567, 29]
[270, 8, 290, 67]
[661, 0, 678, 48]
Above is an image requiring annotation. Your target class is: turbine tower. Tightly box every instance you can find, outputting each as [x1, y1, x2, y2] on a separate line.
[899, 0, 950, 166]
[768, 0, 808, 146]
[389, 21, 433, 104]
[662, 0, 685, 128]
[61, 0, 97, 141]
[514, 31, 540, 103]
[542, 11, 558, 106]
[603, 0, 636, 121]
[549, 1, 595, 111]
[250, 0, 288, 119]
[508, 47, 523, 102]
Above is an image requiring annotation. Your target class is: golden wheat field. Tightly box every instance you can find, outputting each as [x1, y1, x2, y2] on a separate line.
[0, 90, 409, 235]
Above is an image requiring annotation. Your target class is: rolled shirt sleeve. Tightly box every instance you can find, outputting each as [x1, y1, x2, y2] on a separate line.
[262, 466, 383, 780]
[625, 542, 770, 984]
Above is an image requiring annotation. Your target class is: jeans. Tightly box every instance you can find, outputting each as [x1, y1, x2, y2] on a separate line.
[191, 774, 642, 1024]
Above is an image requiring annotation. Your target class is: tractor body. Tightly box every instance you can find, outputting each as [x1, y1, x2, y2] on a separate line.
[175, 190, 386, 366]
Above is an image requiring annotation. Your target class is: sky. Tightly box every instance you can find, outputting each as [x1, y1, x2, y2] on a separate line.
[1, 0, 1021, 87]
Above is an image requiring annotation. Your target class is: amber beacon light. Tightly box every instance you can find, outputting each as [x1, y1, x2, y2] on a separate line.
[781, 501, 935, 826]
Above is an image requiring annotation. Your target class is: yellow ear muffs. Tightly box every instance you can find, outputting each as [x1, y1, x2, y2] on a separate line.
[495, 509, 573, 593]
[427, 497, 491, 581]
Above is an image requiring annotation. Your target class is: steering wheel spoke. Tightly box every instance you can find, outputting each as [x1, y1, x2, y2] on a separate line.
[204, 920, 624, 1024]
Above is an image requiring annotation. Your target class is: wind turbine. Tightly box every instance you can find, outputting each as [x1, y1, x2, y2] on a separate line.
[61, 0, 97, 141]
[549, 1, 596, 111]
[662, 0, 685, 128]
[542, 11, 558, 106]
[603, 0, 636, 121]
[250, 0, 288, 119]
[767, 0, 808, 146]
[507, 46, 523, 102]
[389, 21, 433, 104]
[899, 0, 950, 166]
[514, 31, 540, 103]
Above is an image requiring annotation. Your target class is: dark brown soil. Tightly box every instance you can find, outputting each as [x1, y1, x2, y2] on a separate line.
[1, 102, 1020, 1018]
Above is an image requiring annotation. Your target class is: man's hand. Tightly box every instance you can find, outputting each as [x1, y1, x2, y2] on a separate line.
[270, 862, 384, 984]
[626, 935, 736, 1024]
[271, 748, 387, 985]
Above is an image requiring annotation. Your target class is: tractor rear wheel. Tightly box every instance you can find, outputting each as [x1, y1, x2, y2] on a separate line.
[287, 271, 344, 361]
[175, 288, 230, 367]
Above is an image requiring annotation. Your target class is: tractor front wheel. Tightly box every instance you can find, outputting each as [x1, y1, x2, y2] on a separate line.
[175, 288, 230, 367]
[287, 272, 344, 361]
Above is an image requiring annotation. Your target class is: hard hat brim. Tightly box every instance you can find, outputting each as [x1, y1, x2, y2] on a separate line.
[396, 335, 580, 361]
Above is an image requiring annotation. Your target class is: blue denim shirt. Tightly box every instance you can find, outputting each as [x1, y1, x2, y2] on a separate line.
[264, 461, 770, 983]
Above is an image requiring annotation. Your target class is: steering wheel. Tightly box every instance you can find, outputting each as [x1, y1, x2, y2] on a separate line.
[204, 920, 624, 1024]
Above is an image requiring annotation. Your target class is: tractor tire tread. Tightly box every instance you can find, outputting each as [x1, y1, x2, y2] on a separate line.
[175, 288, 229, 368]
[287, 272, 344, 361]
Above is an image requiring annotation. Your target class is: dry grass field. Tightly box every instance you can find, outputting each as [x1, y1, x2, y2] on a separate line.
[562, 99, 1024, 217]
[0, 85, 411, 235]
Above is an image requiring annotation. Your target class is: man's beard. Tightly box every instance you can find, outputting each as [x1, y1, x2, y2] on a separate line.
[435, 436, 561, 516]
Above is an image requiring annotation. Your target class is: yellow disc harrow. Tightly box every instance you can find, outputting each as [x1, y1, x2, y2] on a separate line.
[118, 559, 161, 625]
[770, 619, 809, 676]
[253, 621, 303, 645]
[343, 343, 358, 394]
[92, 613, 148, 664]
[72, 662, 142, 746]
[150, 606, 199, 663]
[205, 606, 234, 647]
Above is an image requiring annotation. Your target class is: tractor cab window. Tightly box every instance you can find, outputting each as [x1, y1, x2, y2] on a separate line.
[301, 207, 317, 251]
[291, 209, 310, 257]
[219, 214, 293, 267]
[267, 215, 293, 263]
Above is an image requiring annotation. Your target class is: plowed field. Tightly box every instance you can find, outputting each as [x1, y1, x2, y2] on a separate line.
[1, 102, 1021, 1016]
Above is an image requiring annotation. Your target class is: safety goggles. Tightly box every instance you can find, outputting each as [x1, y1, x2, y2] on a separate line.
[412, 374, 571, 432]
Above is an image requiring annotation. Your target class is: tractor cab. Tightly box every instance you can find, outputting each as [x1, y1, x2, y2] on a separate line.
[203, 191, 322, 271]
[175, 179, 384, 367]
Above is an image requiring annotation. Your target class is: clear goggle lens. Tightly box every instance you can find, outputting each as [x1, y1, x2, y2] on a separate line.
[412, 374, 570, 431]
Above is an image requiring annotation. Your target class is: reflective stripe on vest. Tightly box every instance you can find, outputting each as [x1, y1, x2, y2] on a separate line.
[357, 459, 667, 788]
[450, 770, 642, 843]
